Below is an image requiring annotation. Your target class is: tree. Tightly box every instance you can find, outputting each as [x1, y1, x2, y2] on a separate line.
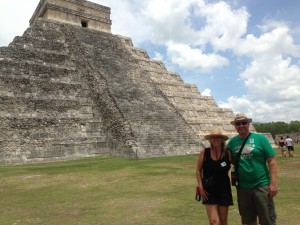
[253, 121, 300, 138]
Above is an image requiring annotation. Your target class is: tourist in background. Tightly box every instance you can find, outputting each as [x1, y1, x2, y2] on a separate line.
[278, 136, 286, 157]
[285, 135, 294, 157]
[227, 113, 278, 225]
[196, 128, 233, 225]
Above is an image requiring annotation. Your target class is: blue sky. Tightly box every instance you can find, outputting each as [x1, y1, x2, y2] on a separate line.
[1, 0, 299, 123]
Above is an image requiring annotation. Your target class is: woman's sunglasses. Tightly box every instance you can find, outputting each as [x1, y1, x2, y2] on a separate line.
[235, 121, 248, 126]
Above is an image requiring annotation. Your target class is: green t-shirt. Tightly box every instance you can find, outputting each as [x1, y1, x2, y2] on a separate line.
[227, 133, 276, 188]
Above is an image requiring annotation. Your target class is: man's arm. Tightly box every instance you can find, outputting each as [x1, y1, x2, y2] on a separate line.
[267, 156, 278, 198]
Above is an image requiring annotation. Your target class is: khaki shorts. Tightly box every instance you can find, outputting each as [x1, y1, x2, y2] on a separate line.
[237, 185, 276, 225]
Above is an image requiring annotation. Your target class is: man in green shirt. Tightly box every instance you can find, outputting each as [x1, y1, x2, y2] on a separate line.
[227, 113, 278, 225]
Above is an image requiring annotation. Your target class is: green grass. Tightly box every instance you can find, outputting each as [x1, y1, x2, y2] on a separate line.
[0, 145, 299, 225]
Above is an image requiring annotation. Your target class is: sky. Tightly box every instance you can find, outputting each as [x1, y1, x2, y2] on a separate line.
[0, 0, 300, 123]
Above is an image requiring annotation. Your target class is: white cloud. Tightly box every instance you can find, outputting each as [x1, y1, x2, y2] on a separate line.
[166, 41, 229, 71]
[220, 55, 300, 122]
[219, 94, 300, 122]
[208, 4, 300, 122]
[101, 0, 232, 72]
[241, 55, 300, 100]
[235, 25, 300, 57]
[195, 1, 249, 50]
[220, 53, 300, 122]
[202, 88, 211, 96]
[0, 0, 38, 47]
[98, 0, 150, 45]
[141, 0, 201, 44]
[153, 51, 164, 61]
[222, 21, 300, 122]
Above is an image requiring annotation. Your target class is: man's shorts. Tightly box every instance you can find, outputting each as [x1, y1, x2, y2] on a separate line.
[237, 185, 276, 225]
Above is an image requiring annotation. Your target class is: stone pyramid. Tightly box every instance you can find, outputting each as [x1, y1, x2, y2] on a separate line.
[0, 0, 255, 164]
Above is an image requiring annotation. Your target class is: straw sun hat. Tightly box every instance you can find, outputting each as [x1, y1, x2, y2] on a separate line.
[204, 128, 229, 141]
[230, 113, 252, 125]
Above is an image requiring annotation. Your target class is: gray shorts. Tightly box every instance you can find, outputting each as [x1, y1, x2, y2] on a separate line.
[237, 185, 276, 225]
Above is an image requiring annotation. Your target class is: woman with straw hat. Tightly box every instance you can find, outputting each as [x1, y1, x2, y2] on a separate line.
[196, 128, 233, 225]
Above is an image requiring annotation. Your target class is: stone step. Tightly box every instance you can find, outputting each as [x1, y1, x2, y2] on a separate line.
[0, 57, 77, 78]
[11, 35, 67, 52]
[1, 46, 70, 65]
[0, 75, 86, 96]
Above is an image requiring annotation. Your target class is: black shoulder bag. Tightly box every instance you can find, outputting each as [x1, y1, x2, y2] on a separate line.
[231, 133, 251, 186]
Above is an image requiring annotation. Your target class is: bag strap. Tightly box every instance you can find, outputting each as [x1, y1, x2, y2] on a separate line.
[234, 132, 251, 177]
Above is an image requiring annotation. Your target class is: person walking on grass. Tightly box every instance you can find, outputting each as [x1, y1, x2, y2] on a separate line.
[278, 136, 286, 157]
[227, 113, 278, 225]
[196, 128, 233, 225]
[285, 135, 294, 157]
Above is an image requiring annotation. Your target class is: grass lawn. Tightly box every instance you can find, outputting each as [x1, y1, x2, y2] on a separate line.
[0, 144, 299, 225]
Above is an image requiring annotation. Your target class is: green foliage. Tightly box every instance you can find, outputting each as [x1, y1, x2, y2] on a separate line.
[253, 121, 300, 137]
[0, 151, 299, 225]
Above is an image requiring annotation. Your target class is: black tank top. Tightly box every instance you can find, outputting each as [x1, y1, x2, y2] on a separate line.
[279, 140, 285, 147]
[202, 148, 233, 205]
[202, 148, 231, 186]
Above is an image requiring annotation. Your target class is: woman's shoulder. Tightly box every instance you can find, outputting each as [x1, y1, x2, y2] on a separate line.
[198, 147, 207, 156]
[199, 147, 211, 160]
[200, 147, 210, 152]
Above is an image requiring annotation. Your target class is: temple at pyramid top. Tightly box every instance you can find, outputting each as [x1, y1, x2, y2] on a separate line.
[29, 0, 112, 32]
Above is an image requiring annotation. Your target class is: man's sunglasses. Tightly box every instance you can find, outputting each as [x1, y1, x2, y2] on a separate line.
[235, 121, 248, 126]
